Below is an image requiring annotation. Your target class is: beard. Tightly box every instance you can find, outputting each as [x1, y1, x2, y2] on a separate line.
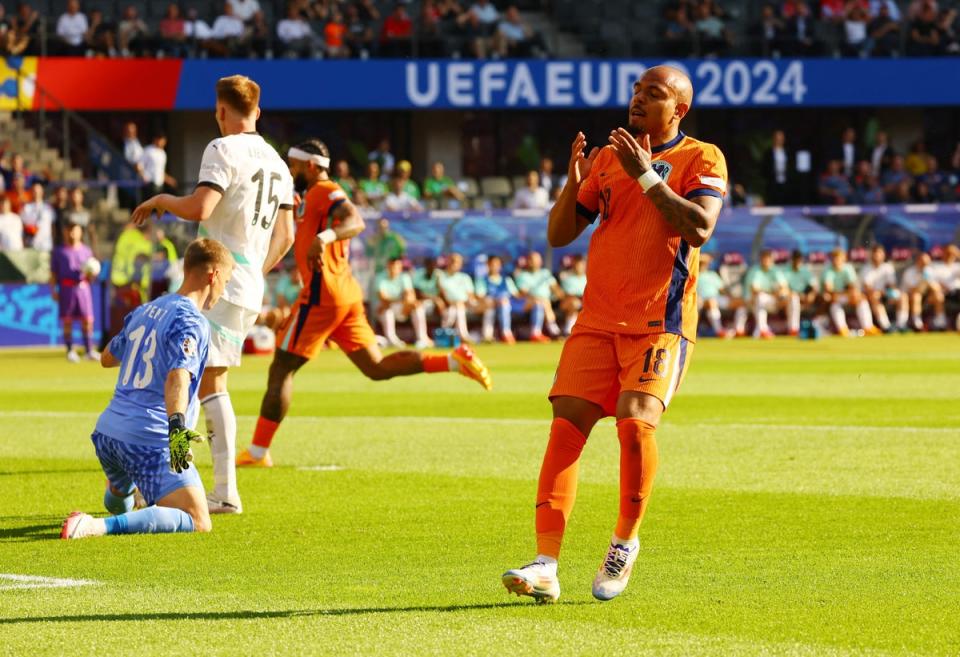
[294, 173, 309, 191]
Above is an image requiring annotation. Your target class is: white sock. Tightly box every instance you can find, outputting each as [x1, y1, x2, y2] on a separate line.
[534, 554, 558, 573]
[482, 308, 495, 340]
[754, 303, 769, 334]
[442, 306, 456, 328]
[896, 304, 908, 328]
[856, 299, 874, 330]
[248, 444, 267, 459]
[446, 353, 458, 371]
[202, 392, 239, 503]
[413, 306, 428, 342]
[933, 312, 947, 329]
[788, 294, 800, 332]
[707, 306, 723, 334]
[612, 534, 639, 548]
[380, 309, 399, 342]
[829, 302, 848, 331]
[734, 306, 748, 333]
[546, 320, 561, 336]
[874, 304, 891, 330]
[456, 305, 469, 340]
[563, 312, 578, 335]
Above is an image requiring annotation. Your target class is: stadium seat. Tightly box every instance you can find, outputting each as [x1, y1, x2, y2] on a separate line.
[479, 176, 513, 207]
[458, 177, 479, 200]
[511, 175, 527, 193]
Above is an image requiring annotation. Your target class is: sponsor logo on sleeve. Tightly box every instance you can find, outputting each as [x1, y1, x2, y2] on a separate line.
[699, 175, 725, 188]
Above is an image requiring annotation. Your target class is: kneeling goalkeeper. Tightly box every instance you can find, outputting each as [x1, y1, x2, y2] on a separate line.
[61, 238, 233, 539]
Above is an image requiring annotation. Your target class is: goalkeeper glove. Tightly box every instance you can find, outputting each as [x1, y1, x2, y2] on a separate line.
[168, 413, 203, 473]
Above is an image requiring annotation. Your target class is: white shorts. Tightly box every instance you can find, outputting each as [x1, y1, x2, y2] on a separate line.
[698, 295, 731, 311]
[203, 299, 260, 367]
[382, 301, 409, 321]
[754, 292, 780, 312]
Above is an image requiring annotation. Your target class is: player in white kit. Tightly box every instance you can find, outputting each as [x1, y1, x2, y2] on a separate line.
[131, 75, 295, 514]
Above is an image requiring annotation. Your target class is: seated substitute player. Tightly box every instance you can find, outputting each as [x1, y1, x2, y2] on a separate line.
[515, 251, 564, 342]
[61, 239, 233, 539]
[475, 254, 520, 343]
[502, 66, 727, 603]
[780, 249, 818, 334]
[898, 251, 945, 332]
[821, 248, 879, 336]
[412, 256, 447, 321]
[743, 249, 796, 339]
[50, 220, 99, 362]
[859, 244, 898, 333]
[558, 255, 587, 336]
[237, 140, 492, 468]
[931, 244, 959, 330]
[377, 256, 432, 348]
[696, 251, 735, 337]
[438, 252, 482, 343]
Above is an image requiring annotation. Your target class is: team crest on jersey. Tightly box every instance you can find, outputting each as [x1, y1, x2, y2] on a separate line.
[181, 336, 196, 358]
[296, 199, 307, 219]
[651, 160, 672, 182]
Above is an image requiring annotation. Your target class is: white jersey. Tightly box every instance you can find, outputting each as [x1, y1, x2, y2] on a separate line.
[860, 262, 897, 291]
[197, 132, 294, 312]
[931, 261, 960, 292]
[900, 265, 930, 291]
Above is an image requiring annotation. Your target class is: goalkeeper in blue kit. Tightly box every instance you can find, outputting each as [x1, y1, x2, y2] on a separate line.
[61, 239, 234, 539]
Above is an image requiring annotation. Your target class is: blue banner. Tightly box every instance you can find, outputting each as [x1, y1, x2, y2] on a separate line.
[175, 58, 960, 110]
[0, 283, 104, 347]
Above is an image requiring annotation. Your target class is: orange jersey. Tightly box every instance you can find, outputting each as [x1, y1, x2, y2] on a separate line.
[575, 132, 727, 341]
[294, 179, 363, 307]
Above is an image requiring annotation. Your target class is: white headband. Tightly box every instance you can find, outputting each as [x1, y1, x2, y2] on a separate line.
[288, 147, 330, 168]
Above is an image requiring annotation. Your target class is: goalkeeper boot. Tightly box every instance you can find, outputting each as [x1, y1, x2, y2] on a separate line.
[60, 512, 102, 539]
[451, 344, 492, 391]
[236, 447, 273, 468]
[591, 537, 640, 601]
[501, 560, 560, 604]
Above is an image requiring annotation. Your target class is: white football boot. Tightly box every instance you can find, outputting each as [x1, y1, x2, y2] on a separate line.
[501, 561, 560, 604]
[206, 495, 243, 514]
[60, 512, 101, 539]
[592, 537, 640, 601]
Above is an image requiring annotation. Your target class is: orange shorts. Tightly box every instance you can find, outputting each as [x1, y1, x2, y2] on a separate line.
[549, 324, 694, 417]
[276, 301, 377, 359]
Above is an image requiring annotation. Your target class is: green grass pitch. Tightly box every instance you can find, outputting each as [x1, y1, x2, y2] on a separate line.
[1, 335, 958, 656]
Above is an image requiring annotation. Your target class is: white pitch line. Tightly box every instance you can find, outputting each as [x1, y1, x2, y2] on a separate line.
[0, 411, 956, 434]
[297, 464, 345, 472]
[0, 574, 98, 590]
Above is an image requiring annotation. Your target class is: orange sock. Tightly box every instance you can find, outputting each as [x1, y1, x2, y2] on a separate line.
[535, 418, 587, 559]
[422, 354, 453, 373]
[252, 417, 280, 449]
[614, 418, 659, 541]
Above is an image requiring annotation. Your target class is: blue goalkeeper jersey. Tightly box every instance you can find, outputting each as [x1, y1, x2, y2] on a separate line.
[95, 294, 209, 446]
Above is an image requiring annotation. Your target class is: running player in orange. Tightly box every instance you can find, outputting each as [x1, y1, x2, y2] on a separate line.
[502, 66, 727, 603]
[237, 140, 492, 467]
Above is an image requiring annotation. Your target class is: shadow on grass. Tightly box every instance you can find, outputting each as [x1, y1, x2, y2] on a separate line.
[0, 601, 591, 623]
[0, 516, 63, 542]
[0, 469, 101, 477]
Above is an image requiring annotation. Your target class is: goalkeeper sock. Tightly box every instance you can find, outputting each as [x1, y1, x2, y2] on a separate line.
[103, 488, 134, 515]
[104, 507, 195, 534]
[536, 418, 587, 559]
[202, 392, 239, 503]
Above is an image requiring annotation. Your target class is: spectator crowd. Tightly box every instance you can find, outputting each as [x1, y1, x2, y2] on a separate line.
[662, 0, 960, 58]
[0, 0, 548, 59]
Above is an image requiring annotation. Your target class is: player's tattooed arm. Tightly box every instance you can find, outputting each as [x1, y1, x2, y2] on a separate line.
[306, 199, 365, 270]
[646, 189, 722, 248]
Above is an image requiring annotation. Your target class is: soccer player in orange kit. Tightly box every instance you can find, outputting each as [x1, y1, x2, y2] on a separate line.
[502, 66, 727, 603]
[237, 140, 491, 467]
